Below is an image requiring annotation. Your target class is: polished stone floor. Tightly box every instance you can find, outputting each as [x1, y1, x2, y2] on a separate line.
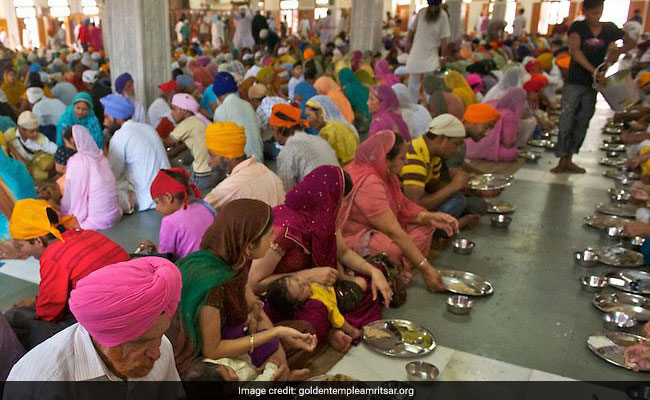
[1, 95, 647, 382]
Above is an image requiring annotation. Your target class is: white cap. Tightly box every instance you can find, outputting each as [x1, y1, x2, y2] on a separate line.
[82, 69, 99, 84]
[17, 111, 39, 130]
[427, 114, 466, 138]
[26, 87, 44, 104]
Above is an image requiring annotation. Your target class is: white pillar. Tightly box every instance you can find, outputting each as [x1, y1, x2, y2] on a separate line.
[0, 0, 21, 50]
[103, 0, 171, 109]
[350, 0, 384, 52]
[446, 0, 462, 42]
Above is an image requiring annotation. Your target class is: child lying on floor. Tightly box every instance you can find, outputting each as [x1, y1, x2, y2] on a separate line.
[266, 274, 367, 353]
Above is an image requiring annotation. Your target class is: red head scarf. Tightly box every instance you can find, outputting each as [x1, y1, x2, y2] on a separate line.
[150, 168, 201, 209]
[272, 166, 345, 267]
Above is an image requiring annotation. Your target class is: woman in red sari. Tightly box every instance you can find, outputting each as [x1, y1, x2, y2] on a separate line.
[339, 131, 458, 292]
[249, 165, 392, 350]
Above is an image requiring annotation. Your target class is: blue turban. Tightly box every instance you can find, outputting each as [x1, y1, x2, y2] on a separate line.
[114, 73, 132, 94]
[28, 63, 41, 73]
[212, 72, 237, 97]
[100, 94, 135, 120]
[175, 74, 194, 90]
[83, 18, 90, 25]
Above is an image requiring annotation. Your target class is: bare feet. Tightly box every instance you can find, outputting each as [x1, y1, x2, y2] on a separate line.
[328, 329, 353, 353]
[566, 161, 586, 174]
[551, 157, 568, 174]
[458, 214, 480, 230]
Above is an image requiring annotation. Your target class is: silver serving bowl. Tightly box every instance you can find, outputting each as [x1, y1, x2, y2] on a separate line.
[405, 361, 439, 382]
[581, 275, 607, 293]
[525, 153, 541, 163]
[446, 295, 473, 315]
[452, 239, 475, 255]
[602, 311, 638, 331]
[607, 151, 619, 158]
[491, 214, 512, 228]
[574, 249, 600, 267]
[628, 236, 647, 251]
[610, 194, 629, 204]
[541, 132, 552, 139]
[603, 225, 624, 239]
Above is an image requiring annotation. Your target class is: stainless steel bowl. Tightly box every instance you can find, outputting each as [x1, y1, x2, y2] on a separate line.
[581, 275, 607, 293]
[607, 151, 619, 158]
[405, 361, 440, 382]
[628, 236, 647, 251]
[525, 153, 541, 163]
[491, 214, 512, 228]
[603, 225, 624, 239]
[602, 311, 638, 331]
[446, 295, 473, 315]
[574, 249, 600, 267]
[452, 239, 475, 255]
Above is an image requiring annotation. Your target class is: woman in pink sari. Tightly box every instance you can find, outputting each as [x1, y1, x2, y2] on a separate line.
[367, 85, 410, 142]
[374, 59, 400, 87]
[465, 87, 525, 162]
[60, 125, 122, 230]
[249, 166, 392, 347]
[340, 131, 458, 292]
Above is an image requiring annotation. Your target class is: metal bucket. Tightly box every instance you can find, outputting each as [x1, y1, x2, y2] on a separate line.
[594, 63, 640, 112]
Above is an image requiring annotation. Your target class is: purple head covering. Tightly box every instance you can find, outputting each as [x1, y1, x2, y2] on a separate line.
[212, 71, 238, 97]
[114, 73, 132, 95]
[368, 85, 410, 142]
[375, 59, 400, 87]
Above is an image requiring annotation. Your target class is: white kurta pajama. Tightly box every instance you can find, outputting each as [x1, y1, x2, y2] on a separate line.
[406, 8, 451, 100]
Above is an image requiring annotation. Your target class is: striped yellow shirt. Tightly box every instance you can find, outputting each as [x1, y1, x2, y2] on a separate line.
[400, 135, 441, 188]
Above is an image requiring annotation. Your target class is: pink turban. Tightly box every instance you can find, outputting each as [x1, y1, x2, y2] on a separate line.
[68, 257, 182, 347]
[171, 93, 210, 125]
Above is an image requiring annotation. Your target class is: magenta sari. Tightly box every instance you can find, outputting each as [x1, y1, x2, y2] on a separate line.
[267, 165, 382, 342]
[465, 87, 525, 162]
[368, 85, 410, 142]
[375, 59, 400, 87]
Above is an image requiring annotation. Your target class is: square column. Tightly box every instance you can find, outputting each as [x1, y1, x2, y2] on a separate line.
[350, 0, 384, 53]
[102, 0, 171, 109]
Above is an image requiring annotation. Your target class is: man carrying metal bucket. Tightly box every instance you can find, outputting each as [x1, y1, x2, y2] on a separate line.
[551, 0, 636, 174]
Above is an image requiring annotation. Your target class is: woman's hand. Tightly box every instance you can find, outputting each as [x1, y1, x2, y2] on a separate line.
[421, 264, 447, 293]
[304, 267, 338, 286]
[276, 326, 318, 352]
[418, 211, 459, 237]
[624, 343, 650, 371]
[369, 267, 393, 307]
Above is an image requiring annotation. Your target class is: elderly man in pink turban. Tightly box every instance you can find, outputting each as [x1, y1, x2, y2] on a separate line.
[5, 257, 184, 397]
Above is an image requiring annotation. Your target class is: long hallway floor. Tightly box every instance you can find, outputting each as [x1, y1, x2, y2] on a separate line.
[1, 95, 647, 382]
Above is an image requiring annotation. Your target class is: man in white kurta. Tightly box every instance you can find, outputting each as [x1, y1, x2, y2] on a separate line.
[232, 6, 255, 50]
[211, 14, 225, 50]
[108, 120, 170, 211]
[406, 1, 451, 101]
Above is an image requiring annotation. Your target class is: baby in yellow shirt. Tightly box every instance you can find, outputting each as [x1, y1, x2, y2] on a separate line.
[266, 274, 366, 353]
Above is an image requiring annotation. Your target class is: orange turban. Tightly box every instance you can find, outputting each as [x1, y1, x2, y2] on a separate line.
[638, 71, 650, 88]
[463, 104, 501, 124]
[269, 104, 309, 128]
[556, 53, 571, 69]
[9, 199, 78, 242]
[304, 48, 315, 61]
[205, 122, 247, 159]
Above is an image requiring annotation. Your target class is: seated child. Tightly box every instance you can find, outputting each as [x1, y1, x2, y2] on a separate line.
[139, 168, 216, 260]
[266, 274, 367, 353]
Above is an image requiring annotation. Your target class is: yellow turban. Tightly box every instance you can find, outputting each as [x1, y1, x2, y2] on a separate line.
[537, 53, 553, 71]
[9, 199, 77, 241]
[205, 122, 247, 159]
[639, 71, 650, 88]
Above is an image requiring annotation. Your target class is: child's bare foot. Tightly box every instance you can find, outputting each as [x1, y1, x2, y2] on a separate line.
[328, 329, 353, 353]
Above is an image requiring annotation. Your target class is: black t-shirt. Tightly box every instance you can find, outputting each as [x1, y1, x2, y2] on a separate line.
[566, 20, 624, 87]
